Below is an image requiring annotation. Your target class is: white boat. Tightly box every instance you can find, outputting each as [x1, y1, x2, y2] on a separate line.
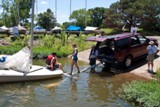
[0, 65, 63, 83]
[0, 0, 63, 83]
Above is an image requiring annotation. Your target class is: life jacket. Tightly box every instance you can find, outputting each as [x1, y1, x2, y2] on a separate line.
[46, 55, 54, 65]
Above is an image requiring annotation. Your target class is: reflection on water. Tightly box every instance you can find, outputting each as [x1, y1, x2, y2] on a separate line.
[0, 58, 146, 107]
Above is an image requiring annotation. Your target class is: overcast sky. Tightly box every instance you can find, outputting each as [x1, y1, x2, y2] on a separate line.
[0, 0, 118, 24]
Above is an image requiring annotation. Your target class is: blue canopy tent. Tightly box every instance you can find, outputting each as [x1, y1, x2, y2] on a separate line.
[66, 25, 82, 31]
[34, 26, 45, 31]
[33, 26, 46, 34]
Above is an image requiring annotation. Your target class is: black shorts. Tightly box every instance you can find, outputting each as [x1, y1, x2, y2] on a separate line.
[47, 64, 59, 70]
[54, 64, 59, 69]
[89, 58, 96, 66]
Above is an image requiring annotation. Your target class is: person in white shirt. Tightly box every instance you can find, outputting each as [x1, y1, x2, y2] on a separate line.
[89, 45, 98, 73]
[131, 25, 137, 35]
[13, 26, 19, 36]
[146, 41, 159, 72]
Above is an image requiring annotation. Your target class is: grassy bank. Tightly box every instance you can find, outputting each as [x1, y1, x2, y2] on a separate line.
[0, 32, 94, 59]
[120, 69, 160, 107]
[120, 80, 160, 107]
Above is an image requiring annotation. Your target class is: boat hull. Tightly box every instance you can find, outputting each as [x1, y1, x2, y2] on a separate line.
[0, 65, 63, 83]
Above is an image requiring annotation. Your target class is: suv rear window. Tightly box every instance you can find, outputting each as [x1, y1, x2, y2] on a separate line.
[115, 38, 129, 50]
[98, 39, 114, 55]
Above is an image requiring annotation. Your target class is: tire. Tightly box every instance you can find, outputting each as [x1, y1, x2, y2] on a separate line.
[123, 56, 133, 68]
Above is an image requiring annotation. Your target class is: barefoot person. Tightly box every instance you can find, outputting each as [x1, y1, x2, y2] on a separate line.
[69, 44, 80, 75]
[46, 52, 63, 71]
[146, 41, 159, 73]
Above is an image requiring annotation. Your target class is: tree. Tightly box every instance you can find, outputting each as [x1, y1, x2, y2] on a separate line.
[0, 0, 32, 27]
[69, 9, 90, 28]
[103, 0, 160, 31]
[140, 0, 160, 30]
[88, 7, 106, 27]
[37, 9, 57, 30]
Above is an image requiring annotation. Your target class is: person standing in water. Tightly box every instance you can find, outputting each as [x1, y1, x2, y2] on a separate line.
[69, 44, 80, 75]
[89, 45, 98, 73]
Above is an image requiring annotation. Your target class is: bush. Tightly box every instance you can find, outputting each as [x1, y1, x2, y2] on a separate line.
[0, 34, 94, 59]
[120, 80, 160, 107]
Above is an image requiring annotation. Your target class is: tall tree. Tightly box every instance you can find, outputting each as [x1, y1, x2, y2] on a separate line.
[88, 7, 106, 27]
[0, 0, 32, 27]
[69, 9, 90, 28]
[103, 0, 160, 30]
[37, 9, 57, 30]
[140, 0, 160, 30]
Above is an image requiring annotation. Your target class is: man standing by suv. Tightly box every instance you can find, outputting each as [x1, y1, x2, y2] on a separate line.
[146, 41, 159, 73]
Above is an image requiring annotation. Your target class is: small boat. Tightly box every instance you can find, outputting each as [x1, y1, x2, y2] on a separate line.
[0, 0, 63, 83]
[0, 65, 63, 83]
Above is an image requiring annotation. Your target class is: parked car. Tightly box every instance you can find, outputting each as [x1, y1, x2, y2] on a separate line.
[86, 33, 159, 68]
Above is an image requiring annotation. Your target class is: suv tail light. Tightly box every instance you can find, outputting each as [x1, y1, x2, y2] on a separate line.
[114, 52, 118, 59]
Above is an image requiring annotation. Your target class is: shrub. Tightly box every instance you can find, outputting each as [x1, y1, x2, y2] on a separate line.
[120, 80, 160, 107]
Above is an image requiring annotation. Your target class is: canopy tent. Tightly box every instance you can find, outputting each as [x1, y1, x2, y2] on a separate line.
[51, 26, 62, 34]
[18, 25, 26, 34]
[34, 26, 45, 30]
[83, 26, 102, 35]
[34, 26, 46, 34]
[84, 26, 98, 31]
[18, 25, 26, 31]
[66, 25, 82, 31]
[0, 26, 9, 32]
[51, 26, 62, 31]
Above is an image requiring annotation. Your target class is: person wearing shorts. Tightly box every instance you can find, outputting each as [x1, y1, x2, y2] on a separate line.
[46, 52, 63, 71]
[146, 41, 159, 72]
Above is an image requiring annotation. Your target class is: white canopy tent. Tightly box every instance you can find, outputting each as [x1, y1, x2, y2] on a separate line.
[18, 24, 26, 31]
[0, 26, 9, 32]
[84, 26, 98, 31]
[51, 26, 62, 31]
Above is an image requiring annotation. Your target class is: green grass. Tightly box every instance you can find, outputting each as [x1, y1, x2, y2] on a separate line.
[100, 28, 122, 35]
[120, 80, 160, 107]
[0, 33, 94, 59]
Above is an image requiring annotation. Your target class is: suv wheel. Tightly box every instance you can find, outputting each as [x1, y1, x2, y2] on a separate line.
[124, 56, 133, 68]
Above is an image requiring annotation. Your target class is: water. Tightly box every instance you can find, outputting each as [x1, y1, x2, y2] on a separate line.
[0, 58, 146, 107]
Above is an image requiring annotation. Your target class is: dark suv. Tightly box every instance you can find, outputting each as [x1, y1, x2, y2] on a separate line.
[86, 33, 158, 68]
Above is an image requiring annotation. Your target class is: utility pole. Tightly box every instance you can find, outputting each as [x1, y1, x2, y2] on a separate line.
[30, 0, 35, 65]
[69, 0, 72, 22]
[55, 0, 57, 18]
[17, 1, 20, 25]
[85, 0, 87, 26]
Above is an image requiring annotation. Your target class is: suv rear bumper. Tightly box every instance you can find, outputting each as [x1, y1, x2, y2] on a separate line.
[98, 55, 123, 67]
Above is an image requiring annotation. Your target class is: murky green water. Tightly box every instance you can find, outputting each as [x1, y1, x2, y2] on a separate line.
[0, 58, 146, 107]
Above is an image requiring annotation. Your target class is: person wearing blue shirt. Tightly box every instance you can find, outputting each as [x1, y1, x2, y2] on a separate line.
[146, 41, 159, 72]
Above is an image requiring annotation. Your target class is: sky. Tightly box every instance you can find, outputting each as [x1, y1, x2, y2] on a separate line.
[36, 0, 118, 24]
[0, 0, 118, 24]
